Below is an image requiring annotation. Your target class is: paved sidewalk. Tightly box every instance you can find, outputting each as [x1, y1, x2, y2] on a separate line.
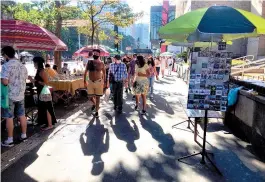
[1, 73, 265, 182]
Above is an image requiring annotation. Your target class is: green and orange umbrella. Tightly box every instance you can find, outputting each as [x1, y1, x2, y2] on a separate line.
[159, 6, 265, 42]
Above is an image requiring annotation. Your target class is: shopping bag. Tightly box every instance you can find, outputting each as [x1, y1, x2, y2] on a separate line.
[104, 88, 110, 103]
[228, 86, 243, 106]
[1, 83, 9, 109]
[39, 85, 52, 102]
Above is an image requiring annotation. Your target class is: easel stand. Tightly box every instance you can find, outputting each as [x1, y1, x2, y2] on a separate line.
[172, 117, 194, 131]
[177, 110, 222, 176]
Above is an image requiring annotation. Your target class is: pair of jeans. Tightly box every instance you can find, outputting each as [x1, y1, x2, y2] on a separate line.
[148, 76, 155, 94]
[112, 81, 123, 110]
[1, 99, 25, 118]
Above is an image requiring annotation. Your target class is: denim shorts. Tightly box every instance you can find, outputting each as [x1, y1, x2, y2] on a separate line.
[1, 99, 25, 118]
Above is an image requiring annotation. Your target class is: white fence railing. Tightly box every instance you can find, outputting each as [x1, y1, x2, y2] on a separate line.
[231, 58, 265, 76]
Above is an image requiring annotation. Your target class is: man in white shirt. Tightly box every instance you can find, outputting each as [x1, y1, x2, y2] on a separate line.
[1, 46, 28, 147]
[167, 56, 174, 75]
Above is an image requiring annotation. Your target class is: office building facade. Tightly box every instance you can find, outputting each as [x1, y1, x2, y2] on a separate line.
[150, 3, 176, 49]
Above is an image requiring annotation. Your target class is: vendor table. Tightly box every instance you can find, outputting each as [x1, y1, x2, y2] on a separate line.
[48, 78, 85, 104]
[48, 78, 84, 95]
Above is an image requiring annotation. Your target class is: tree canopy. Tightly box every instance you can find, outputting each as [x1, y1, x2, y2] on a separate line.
[78, 0, 143, 46]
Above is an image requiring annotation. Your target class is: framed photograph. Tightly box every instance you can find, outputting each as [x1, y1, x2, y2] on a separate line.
[221, 107, 227, 112]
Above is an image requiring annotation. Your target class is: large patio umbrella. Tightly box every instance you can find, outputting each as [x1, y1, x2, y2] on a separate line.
[74, 45, 110, 57]
[159, 6, 265, 42]
[1, 20, 68, 51]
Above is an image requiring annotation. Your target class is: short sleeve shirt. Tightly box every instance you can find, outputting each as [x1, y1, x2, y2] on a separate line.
[136, 64, 149, 81]
[1, 59, 28, 101]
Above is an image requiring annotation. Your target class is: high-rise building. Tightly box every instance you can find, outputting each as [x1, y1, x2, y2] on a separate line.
[150, 2, 176, 50]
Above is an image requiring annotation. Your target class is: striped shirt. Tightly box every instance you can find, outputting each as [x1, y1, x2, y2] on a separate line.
[108, 62, 128, 82]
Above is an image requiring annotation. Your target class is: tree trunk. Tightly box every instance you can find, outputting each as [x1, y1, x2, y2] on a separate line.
[54, 1, 62, 71]
[91, 18, 94, 46]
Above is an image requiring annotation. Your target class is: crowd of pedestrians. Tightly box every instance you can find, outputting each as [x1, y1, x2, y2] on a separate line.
[1, 45, 175, 147]
[84, 50, 176, 117]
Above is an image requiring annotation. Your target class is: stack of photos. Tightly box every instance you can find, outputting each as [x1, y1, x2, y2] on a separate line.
[187, 51, 232, 111]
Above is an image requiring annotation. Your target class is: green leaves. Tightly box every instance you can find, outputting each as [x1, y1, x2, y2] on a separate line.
[78, 0, 143, 45]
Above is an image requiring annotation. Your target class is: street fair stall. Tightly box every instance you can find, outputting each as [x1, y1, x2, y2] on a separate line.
[159, 5, 265, 175]
[1, 20, 68, 124]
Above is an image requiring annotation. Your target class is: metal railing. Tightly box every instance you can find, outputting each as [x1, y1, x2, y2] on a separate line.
[232, 55, 254, 68]
[231, 57, 265, 76]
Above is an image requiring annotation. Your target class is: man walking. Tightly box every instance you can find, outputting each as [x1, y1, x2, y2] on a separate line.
[84, 49, 106, 118]
[1, 46, 28, 147]
[107, 55, 127, 113]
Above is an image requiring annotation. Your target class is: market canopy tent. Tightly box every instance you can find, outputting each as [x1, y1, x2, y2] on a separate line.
[1, 20, 68, 51]
[74, 45, 110, 57]
[159, 6, 265, 42]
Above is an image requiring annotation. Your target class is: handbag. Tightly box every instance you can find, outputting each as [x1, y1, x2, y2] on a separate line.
[1, 83, 9, 109]
[39, 85, 52, 102]
[109, 64, 120, 83]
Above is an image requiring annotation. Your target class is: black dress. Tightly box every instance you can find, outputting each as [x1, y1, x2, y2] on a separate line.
[35, 69, 57, 126]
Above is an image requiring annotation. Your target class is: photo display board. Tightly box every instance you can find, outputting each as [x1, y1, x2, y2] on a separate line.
[187, 51, 232, 111]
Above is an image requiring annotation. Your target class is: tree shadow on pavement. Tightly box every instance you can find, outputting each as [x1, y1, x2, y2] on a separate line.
[155, 79, 172, 85]
[149, 93, 175, 115]
[138, 116, 175, 156]
[79, 117, 109, 176]
[111, 114, 140, 152]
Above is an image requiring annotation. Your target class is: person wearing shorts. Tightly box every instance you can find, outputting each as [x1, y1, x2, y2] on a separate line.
[1, 46, 28, 147]
[84, 49, 106, 118]
[87, 79, 104, 97]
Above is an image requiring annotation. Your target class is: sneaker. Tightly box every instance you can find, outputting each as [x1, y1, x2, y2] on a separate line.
[91, 105, 96, 111]
[128, 87, 131, 92]
[1, 140, 14, 147]
[94, 112, 99, 118]
[19, 137, 28, 142]
[141, 110, 147, 115]
[132, 95, 136, 100]
[125, 89, 128, 93]
[135, 105, 139, 111]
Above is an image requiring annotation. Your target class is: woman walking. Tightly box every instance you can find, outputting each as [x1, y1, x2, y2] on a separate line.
[147, 57, 157, 98]
[155, 57, 161, 80]
[133, 56, 150, 115]
[29, 57, 57, 130]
